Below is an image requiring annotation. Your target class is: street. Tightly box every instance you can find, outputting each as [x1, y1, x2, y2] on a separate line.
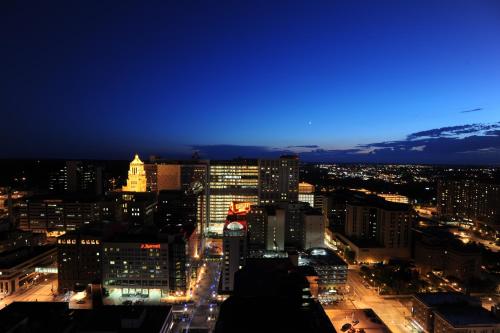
[0, 274, 58, 309]
[326, 268, 412, 333]
[173, 259, 222, 333]
[450, 228, 500, 253]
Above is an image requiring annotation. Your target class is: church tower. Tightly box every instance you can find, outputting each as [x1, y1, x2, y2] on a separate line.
[122, 154, 147, 192]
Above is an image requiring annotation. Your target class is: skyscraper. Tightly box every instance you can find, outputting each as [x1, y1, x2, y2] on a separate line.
[208, 160, 259, 235]
[258, 155, 299, 204]
[122, 154, 147, 192]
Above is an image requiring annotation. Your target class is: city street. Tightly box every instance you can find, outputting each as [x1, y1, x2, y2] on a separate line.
[173, 259, 222, 333]
[0, 274, 58, 309]
[332, 269, 412, 333]
[450, 228, 500, 253]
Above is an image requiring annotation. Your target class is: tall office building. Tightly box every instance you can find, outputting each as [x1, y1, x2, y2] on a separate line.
[258, 155, 299, 204]
[208, 156, 299, 235]
[122, 154, 147, 192]
[145, 159, 209, 233]
[208, 160, 259, 235]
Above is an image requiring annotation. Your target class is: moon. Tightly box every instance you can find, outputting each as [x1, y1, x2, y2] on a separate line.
[308, 121, 312, 125]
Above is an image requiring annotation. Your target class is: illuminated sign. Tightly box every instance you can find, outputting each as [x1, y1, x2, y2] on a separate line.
[229, 202, 252, 215]
[140, 243, 161, 249]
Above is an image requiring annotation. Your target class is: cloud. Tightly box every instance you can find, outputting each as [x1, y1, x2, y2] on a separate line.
[190, 144, 294, 160]
[406, 122, 500, 140]
[191, 121, 500, 164]
[460, 107, 483, 113]
[286, 145, 319, 149]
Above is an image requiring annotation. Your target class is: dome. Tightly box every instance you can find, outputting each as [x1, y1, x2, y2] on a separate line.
[226, 221, 244, 231]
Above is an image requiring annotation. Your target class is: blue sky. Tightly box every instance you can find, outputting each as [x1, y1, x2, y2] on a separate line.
[1, 0, 500, 163]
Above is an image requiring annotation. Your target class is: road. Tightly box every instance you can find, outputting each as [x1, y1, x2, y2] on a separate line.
[173, 260, 222, 333]
[343, 269, 412, 333]
[0, 274, 58, 309]
[450, 228, 500, 253]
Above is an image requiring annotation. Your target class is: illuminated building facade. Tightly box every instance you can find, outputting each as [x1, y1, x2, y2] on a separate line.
[122, 154, 147, 192]
[208, 157, 300, 235]
[378, 193, 409, 204]
[208, 160, 259, 235]
[102, 239, 170, 297]
[101, 228, 194, 297]
[298, 182, 315, 207]
[258, 155, 299, 204]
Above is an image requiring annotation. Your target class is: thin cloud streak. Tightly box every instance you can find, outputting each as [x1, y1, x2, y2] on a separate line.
[460, 107, 483, 113]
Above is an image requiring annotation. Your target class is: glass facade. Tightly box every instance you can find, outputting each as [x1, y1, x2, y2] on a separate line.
[208, 162, 259, 235]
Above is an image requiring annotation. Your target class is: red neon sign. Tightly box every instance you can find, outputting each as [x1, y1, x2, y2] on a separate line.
[140, 243, 161, 249]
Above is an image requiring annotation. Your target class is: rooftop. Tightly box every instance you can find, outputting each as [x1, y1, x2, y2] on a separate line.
[300, 248, 348, 266]
[413, 292, 480, 307]
[0, 302, 173, 332]
[0, 245, 55, 269]
[326, 308, 391, 333]
[436, 305, 500, 327]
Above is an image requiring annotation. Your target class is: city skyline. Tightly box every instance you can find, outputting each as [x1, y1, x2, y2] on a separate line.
[2, 1, 500, 163]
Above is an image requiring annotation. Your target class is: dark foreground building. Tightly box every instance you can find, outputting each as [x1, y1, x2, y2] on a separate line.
[214, 258, 335, 333]
[0, 302, 173, 333]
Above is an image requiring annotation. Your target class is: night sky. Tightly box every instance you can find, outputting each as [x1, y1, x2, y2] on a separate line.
[2, 0, 500, 164]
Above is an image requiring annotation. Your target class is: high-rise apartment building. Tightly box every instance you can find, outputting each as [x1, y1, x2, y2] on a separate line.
[122, 154, 147, 192]
[345, 197, 412, 249]
[337, 195, 413, 262]
[437, 179, 500, 230]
